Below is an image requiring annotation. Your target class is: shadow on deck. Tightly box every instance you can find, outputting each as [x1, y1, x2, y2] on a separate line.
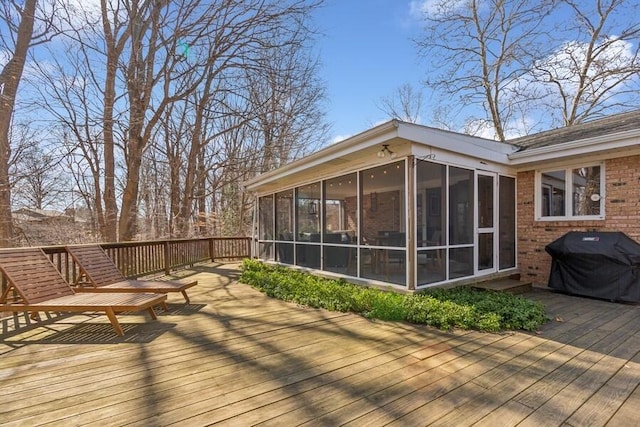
[1, 262, 639, 426]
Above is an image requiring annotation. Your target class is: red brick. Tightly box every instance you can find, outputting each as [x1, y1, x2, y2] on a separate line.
[517, 155, 640, 286]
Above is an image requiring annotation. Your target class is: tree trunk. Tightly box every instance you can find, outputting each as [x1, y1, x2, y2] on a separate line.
[118, 144, 143, 241]
[196, 150, 207, 235]
[177, 93, 208, 237]
[102, 55, 119, 242]
[0, 0, 37, 247]
[101, 0, 122, 242]
[177, 152, 197, 236]
[168, 155, 181, 237]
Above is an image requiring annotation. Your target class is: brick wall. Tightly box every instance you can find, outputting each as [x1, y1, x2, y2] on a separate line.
[517, 155, 640, 286]
[361, 190, 403, 243]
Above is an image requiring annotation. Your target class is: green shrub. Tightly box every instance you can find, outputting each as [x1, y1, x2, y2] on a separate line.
[240, 259, 547, 332]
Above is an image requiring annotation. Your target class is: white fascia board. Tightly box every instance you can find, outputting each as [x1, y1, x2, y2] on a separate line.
[397, 123, 516, 164]
[508, 129, 640, 166]
[244, 120, 400, 191]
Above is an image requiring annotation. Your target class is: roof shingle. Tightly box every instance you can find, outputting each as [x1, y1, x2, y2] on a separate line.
[510, 109, 640, 150]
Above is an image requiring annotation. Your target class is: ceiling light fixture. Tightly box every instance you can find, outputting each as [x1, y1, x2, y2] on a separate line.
[377, 144, 396, 159]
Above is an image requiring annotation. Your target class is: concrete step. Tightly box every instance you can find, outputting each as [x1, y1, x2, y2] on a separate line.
[471, 278, 532, 295]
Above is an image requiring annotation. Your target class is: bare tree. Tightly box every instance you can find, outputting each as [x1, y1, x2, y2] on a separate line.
[116, 0, 324, 241]
[29, 37, 114, 240]
[11, 141, 67, 210]
[415, 0, 554, 141]
[414, 0, 640, 138]
[377, 83, 425, 123]
[64, 146, 102, 238]
[209, 114, 256, 237]
[99, 0, 128, 242]
[156, 101, 189, 237]
[246, 28, 329, 174]
[0, 0, 38, 247]
[138, 148, 170, 239]
[6, 122, 35, 191]
[0, 0, 69, 246]
[529, 0, 640, 126]
[14, 0, 326, 244]
[140, 0, 326, 239]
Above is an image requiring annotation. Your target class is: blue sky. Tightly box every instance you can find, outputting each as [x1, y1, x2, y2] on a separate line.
[314, 1, 426, 143]
[313, 0, 640, 143]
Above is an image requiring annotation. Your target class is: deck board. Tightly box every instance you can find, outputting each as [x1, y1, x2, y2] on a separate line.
[300, 333, 529, 426]
[2, 264, 640, 426]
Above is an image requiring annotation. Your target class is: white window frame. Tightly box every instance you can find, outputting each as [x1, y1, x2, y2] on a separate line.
[535, 162, 605, 221]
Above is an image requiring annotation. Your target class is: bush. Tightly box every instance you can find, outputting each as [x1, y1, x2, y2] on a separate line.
[240, 259, 547, 332]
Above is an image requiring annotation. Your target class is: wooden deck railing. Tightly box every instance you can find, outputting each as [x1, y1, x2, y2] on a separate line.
[3, 237, 251, 285]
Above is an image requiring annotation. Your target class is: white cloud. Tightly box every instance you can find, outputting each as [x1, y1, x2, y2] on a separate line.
[463, 118, 496, 140]
[408, 0, 469, 19]
[330, 134, 352, 144]
[491, 35, 640, 132]
[503, 115, 535, 139]
[533, 37, 638, 99]
[48, 0, 103, 32]
[69, 0, 102, 20]
[408, 0, 436, 18]
[372, 118, 391, 127]
[515, 36, 640, 124]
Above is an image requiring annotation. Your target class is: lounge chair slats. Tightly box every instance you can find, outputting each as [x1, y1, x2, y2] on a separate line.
[26, 292, 163, 312]
[69, 250, 124, 285]
[0, 249, 75, 303]
[66, 245, 197, 304]
[0, 248, 166, 336]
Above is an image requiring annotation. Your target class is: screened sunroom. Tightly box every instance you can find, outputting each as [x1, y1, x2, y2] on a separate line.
[245, 120, 518, 290]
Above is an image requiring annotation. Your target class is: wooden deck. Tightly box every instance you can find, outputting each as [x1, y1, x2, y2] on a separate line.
[2, 263, 640, 426]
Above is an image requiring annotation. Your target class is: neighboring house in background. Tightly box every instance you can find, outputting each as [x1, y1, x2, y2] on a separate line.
[13, 208, 76, 224]
[245, 110, 640, 291]
[13, 207, 92, 246]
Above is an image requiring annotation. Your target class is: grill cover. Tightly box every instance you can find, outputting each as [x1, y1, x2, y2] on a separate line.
[545, 231, 640, 302]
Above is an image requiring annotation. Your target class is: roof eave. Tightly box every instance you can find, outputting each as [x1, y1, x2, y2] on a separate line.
[244, 120, 400, 191]
[397, 123, 516, 164]
[508, 128, 640, 166]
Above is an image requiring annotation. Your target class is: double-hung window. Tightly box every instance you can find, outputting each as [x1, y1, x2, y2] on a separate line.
[536, 163, 604, 220]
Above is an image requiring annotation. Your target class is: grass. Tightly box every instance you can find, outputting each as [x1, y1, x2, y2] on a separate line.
[240, 259, 548, 333]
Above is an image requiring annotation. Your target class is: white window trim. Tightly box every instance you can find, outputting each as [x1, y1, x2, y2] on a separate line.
[535, 162, 605, 221]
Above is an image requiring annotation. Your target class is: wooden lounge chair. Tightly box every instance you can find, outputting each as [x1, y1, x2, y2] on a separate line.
[66, 245, 198, 304]
[0, 248, 167, 336]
